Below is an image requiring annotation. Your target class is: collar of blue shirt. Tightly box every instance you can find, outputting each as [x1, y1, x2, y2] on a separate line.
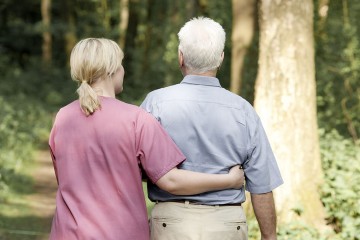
[181, 75, 222, 87]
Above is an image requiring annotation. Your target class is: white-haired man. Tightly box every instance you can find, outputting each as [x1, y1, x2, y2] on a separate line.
[141, 17, 283, 240]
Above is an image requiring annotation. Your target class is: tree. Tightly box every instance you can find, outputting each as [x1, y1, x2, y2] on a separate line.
[230, 0, 256, 94]
[102, 0, 111, 31]
[119, 0, 129, 49]
[64, 0, 77, 64]
[41, 0, 52, 64]
[254, 0, 326, 227]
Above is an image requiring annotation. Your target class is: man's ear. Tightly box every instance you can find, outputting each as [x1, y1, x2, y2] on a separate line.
[178, 50, 184, 67]
[218, 52, 224, 70]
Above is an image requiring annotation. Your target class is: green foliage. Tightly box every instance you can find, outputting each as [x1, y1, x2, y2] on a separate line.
[245, 129, 360, 239]
[315, 0, 360, 139]
[247, 215, 334, 240]
[0, 58, 76, 109]
[320, 129, 360, 239]
[278, 222, 323, 240]
[0, 96, 51, 201]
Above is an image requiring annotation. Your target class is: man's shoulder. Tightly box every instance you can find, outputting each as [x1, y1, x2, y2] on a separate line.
[215, 89, 261, 126]
[218, 88, 255, 110]
[144, 84, 182, 104]
[148, 84, 181, 96]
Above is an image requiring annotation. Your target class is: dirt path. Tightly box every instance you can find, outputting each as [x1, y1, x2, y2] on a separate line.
[23, 150, 57, 240]
[27, 150, 57, 216]
[0, 150, 57, 240]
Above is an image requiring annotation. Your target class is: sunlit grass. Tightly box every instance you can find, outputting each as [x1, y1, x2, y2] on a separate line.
[142, 182, 155, 216]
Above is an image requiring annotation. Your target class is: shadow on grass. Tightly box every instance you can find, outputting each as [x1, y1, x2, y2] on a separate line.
[1, 168, 34, 195]
[0, 161, 53, 240]
[0, 214, 52, 240]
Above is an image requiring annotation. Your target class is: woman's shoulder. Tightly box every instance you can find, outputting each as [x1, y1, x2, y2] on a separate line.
[56, 100, 79, 114]
[102, 97, 142, 111]
[101, 97, 154, 122]
[55, 97, 147, 120]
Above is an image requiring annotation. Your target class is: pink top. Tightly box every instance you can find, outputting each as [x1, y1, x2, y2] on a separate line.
[49, 97, 185, 240]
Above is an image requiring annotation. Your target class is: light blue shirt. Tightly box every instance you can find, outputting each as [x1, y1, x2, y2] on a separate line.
[141, 75, 283, 204]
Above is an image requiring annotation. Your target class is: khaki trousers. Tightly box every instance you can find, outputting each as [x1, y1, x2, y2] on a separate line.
[150, 201, 248, 240]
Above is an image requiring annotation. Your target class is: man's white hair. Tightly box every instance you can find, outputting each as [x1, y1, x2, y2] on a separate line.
[178, 17, 225, 74]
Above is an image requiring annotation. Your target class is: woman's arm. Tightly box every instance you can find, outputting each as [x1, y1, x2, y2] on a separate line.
[155, 166, 244, 195]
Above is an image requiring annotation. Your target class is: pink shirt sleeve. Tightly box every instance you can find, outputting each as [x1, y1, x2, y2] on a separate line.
[135, 111, 185, 183]
[48, 121, 59, 184]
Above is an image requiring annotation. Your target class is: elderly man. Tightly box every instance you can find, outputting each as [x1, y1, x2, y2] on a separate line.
[141, 17, 283, 240]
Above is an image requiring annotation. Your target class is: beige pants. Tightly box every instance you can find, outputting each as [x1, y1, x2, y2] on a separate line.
[150, 201, 248, 240]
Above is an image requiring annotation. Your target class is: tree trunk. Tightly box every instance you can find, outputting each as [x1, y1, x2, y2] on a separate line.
[101, 0, 110, 32]
[317, 0, 330, 35]
[64, 0, 77, 66]
[41, 0, 52, 64]
[254, 0, 326, 228]
[230, 0, 256, 94]
[185, 0, 198, 19]
[119, 0, 129, 49]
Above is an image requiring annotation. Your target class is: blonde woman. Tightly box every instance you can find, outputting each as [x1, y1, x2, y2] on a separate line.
[48, 38, 244, 240]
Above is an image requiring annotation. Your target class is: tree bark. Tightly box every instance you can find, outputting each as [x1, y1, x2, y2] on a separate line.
[64, 0, 77, 66]
[119, 0, 129, 49]
[230, 0, 256, 94]
[101, 0, 110, 31]
[41, 0, 52, 64]
[254, 0, 326, 228]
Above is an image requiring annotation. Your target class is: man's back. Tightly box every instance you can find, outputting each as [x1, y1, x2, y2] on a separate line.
[143, 16, 283, 240]
[141, 75, 283, 205]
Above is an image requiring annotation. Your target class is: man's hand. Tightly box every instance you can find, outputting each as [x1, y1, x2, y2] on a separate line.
[228, 165, 245, 189]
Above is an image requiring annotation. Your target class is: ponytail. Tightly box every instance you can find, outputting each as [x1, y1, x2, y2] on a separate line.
[70, 38, 124, 116]
[76, 81, 101, 116]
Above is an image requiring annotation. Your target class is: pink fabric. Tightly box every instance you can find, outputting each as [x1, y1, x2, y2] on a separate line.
[49, 97, 185, 240]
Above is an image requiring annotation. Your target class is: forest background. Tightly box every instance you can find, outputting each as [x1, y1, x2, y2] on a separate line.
[0, 0, 359, 239]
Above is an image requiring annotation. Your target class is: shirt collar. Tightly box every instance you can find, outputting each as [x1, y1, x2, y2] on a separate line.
[181, 75, 222, 87]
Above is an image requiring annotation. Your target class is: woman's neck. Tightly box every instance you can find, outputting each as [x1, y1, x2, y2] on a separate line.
[91, 77, 115, 98]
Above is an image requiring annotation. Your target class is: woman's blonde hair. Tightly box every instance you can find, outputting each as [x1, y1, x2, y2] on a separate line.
[70, 38, 124, 116]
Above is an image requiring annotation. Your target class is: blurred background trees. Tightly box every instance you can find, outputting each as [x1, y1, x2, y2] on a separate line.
[0, 0, 359, 239]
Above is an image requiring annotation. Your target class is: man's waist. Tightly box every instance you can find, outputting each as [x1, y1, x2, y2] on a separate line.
[148, 183, 246, 204]
[156, 199, 242, 207]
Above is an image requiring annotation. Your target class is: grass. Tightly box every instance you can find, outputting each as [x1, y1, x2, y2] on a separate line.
[0, 161, 52, 240]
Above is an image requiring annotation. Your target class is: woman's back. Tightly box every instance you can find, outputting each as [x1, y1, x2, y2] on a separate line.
[49, 97, 183, 240]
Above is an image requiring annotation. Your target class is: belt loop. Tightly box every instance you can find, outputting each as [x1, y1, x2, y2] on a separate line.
[185, 200, 190, 208]
[215, 204, 220, 210]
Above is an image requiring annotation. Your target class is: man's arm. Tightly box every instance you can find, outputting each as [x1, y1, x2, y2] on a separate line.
[251, 191, 277, 240]
[156, 165, 244, 195]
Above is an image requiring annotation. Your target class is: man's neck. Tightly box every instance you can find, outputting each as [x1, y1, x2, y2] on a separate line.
[184, 70, 217, 77]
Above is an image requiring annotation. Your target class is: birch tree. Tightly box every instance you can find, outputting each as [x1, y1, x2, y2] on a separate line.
[254, 0, 326, 228]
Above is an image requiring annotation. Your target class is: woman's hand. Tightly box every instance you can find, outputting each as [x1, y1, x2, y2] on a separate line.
[228, 165, 245, 189]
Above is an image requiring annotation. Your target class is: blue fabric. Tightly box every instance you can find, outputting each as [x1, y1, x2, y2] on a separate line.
[141, 75, 283, 205]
